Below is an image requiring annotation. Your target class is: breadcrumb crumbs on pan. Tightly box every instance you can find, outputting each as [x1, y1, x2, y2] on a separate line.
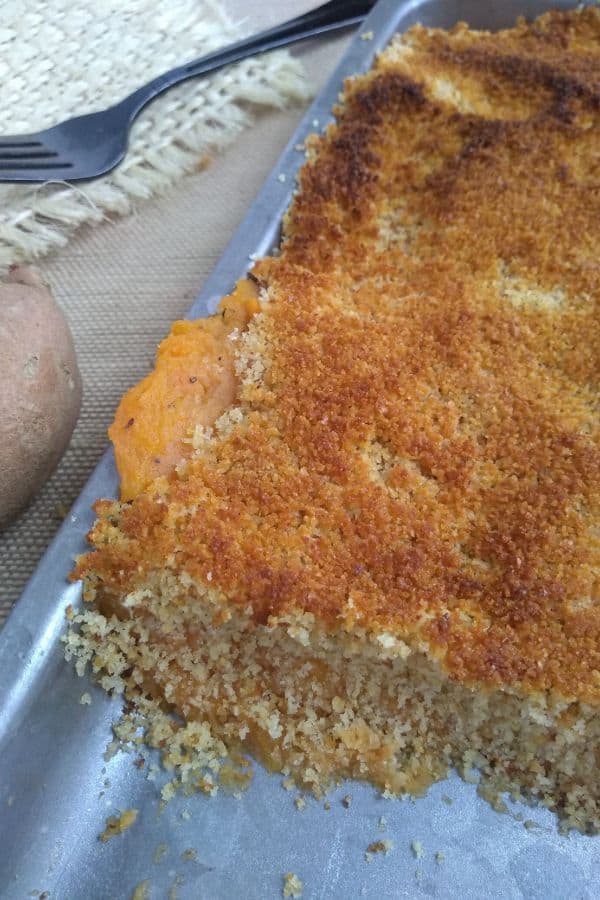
[477, 783, 509, 814]
[131, 881, 150, 900]
[341, 795, 352, 808]
[295, 795, 306, 811]
[103, 739, 120, 763]
[153, 843, 168, 864]
[282, 872, 303, 898]
[377, 816, 387, 830]
[99, 809, 138, 843]
[168, 874, 185, 900]
[411, 840, 425, 859]
[435, 851, 445, 864]
[366, 839, 394, 860]
[181, 848, 197, 862]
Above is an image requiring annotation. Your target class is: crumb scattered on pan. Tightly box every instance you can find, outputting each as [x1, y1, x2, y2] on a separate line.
[277, 174, 287, 183]
[99, 808, 138, 842]
[181, 809, 191, 821]
[295, 795, 306, 811]
[283, 872, 303, 898]
[415, 869, 424, 882]
[103, 739, 120, 762]
[294, 143, 304, 152]
[441, 795, 453, 806]
[153, 843, 168, 864]
[411, 840, 425, 859]
[282, 777, 295, 792]
[168, 874, 185, 900]
[181, 848, 197, 862]
[360, 30, 374, 40]
[341, 794, 352, 809]
[161, 780, 178, 804]
[365, 839, 393, 861]
[477, 783, 508, 814]
[463, 768, 479, 785]
[79, 692, 91, 705]
[524, 819, 540, 830]
[435, 851, 445, 864]
[134, 755, 145, 769]
[323, 801, 331, 811]
[377, 816, 387, 831]
[131, 881, 150, 900]
[218, 759, 253, 794]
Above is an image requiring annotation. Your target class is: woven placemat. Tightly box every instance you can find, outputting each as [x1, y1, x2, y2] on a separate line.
[0, 0, 310, 270]
[0, 1, 338, 623]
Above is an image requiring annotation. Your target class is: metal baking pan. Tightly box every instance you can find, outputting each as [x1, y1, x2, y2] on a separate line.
[0, 1, 596, 897]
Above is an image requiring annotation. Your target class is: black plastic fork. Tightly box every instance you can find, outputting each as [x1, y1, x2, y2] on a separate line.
[0, 0, 375, 183]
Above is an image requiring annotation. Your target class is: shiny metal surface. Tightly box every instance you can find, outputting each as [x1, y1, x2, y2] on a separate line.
[0, 1, 596, 897]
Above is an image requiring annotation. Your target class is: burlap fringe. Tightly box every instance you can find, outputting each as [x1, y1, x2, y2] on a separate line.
[0, 1, 311, 270]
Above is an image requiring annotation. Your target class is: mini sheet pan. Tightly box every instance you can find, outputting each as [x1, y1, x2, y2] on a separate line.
[0, 1, 596, 898]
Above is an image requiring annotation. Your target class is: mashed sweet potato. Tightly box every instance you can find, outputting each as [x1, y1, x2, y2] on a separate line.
[110, 278, 259, 500]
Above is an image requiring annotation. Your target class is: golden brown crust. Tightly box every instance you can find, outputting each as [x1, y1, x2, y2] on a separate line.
[76, 9, 600, 701]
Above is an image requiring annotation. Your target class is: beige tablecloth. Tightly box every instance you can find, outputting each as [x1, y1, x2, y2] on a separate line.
[0, 3, 350, 623]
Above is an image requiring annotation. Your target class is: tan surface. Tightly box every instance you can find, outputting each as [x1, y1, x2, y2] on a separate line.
[0, 2, 350, 622]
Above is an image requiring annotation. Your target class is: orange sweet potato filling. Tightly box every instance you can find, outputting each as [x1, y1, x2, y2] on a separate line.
[110, 278, 259, 501]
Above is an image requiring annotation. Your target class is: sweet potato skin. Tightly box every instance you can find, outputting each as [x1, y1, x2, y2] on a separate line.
[0, 266, 82, 527]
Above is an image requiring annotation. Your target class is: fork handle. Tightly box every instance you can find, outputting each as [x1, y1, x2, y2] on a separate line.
[120, 0, 376, 119]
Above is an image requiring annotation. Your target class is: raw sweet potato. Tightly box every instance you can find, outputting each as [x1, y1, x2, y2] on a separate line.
[0, 266, 82, 527]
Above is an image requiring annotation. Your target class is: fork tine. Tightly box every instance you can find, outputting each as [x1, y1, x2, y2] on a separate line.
[0, 163, 73, 175]
[0, 141, 43, 147]
[0, 133, 71, 173]
[0, 137, 44, 147]
[0, 166, 74, 182]
[0, 150, 59, 160]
